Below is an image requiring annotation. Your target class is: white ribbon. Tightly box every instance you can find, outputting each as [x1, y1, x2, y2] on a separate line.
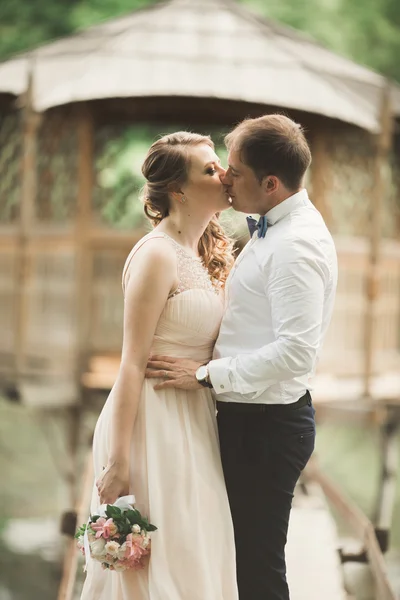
[83, 495, 136, 571]
[98, 494, 136, 517]
[83, 517, 91, 572]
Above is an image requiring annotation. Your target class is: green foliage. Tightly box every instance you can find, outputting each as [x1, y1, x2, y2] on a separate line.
[76, 503, 158, 540]
[93, 126, 152, 229]
[0, 0, 150, 60]
[0, 0, 78, 60]
[239, 0, 400, 81]
[70, 0, 150, 30]
[92, 124, 237, 231]
[102, 503, 158, 532]
[75, 522, 87, 538]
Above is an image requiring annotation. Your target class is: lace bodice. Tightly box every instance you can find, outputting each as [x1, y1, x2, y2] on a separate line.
[120, 232, 224, 364]
[122, 233, 219, 298]
[159, 234, 217, 297]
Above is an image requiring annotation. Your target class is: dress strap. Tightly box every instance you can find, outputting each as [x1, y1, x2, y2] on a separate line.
[122, 232, 216, 298]
[122, 234, 170, 295]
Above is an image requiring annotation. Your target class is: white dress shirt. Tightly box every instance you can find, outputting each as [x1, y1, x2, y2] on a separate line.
[208, 189, 338, 404]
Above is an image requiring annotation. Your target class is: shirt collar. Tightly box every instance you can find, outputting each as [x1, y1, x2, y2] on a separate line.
[265, 188, 309, 226]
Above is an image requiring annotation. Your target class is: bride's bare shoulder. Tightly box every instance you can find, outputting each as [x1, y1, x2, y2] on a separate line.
[122, 233, 177, 292]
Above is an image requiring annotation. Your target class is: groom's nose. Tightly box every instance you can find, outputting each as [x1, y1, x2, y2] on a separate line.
[221, 167, 234, 185]
[220, 170, 228, 185]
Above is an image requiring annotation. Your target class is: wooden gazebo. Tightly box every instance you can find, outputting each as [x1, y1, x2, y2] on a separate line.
[1, 0, 400, 596]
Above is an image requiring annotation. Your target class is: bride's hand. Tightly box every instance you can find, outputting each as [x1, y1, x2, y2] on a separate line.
[96, 461, 130, 505]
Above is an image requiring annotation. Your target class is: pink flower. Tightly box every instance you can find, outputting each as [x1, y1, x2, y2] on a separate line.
[126, 555, 146, 570]
[124, 534, 147, 561]
[91, 517, 106, 538]
[91, 517, 118, 539]
[103, 519, 119, 538]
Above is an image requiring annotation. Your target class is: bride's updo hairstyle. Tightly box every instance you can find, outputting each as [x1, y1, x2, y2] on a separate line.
[141, 132, 234, 287]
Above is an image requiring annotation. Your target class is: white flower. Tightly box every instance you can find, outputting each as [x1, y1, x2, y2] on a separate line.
[90, 538, 106, 558]
[132, 524, 141, 534]
[142, 535, 150, 549]
[114, 561, 128, 572]
[117, 542, 127, 560]
[87, 531, 96, 543]
[105, 540, 120, 557]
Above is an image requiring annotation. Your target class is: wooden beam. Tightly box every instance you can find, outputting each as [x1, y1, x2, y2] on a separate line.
[15, 66, 41, 378]
[363, 82, 394, 397]
[75, 103, 94, 382]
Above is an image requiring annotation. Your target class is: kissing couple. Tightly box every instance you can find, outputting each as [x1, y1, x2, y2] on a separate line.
[81, 114, 338, 600]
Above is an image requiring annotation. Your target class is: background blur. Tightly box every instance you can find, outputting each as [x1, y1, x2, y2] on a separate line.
[1, 0, 400, 599]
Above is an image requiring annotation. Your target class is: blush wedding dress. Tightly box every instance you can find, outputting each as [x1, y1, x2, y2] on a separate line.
[80, 233, 238, 600]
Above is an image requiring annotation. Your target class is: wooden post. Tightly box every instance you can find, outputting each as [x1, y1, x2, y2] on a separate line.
[57, 450, 94, 600]
[75, 102, 94, 374]
[373, 416, 399, 552]
[363, 82, 394, 397]
[15, 64, 41, 379]
[64, 103, 94, 509]
[310, 128, 332, 228]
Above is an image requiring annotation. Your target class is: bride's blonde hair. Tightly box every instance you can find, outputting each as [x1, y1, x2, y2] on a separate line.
[141, 132, 234, 287]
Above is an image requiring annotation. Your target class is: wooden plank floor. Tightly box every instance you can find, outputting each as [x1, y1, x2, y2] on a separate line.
[286, 485, 347, 600]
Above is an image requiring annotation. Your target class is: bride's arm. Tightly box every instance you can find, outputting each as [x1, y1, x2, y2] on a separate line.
[96, 239, 177, 505]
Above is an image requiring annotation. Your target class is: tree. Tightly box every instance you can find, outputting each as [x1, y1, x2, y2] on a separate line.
[0, 0, 149, 60]
[239, 0, 400, 82]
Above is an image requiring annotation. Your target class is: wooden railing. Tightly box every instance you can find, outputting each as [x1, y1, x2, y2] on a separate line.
[1, 234, 400, 406]
[318, 236, 400, 378]
[306, 459, 397, 600]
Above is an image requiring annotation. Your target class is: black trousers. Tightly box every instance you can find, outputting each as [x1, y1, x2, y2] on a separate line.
[217, 392, 315, 600]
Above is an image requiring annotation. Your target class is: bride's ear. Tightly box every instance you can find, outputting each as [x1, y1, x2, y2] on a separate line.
[168, 184, 185, 205]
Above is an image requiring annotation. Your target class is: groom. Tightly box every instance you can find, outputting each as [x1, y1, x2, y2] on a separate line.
[147, 114, 338, 600]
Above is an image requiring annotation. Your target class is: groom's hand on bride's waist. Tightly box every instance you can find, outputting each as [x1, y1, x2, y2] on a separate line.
[145, 356, 203, 391]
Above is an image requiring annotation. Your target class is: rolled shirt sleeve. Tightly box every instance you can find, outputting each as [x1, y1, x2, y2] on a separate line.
[208, 237, 330, 398]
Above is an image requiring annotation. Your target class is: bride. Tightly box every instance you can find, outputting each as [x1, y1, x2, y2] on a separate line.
[80, 132, 238, 600]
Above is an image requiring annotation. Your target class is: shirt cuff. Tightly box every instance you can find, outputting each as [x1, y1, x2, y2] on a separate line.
[208, 357, 233, 395]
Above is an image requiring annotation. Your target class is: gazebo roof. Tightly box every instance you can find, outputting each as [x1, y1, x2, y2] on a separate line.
[0, 0, 399, 131]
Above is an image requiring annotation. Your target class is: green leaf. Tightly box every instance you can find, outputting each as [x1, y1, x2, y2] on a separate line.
[91, 514, 101, 522]
[105, 505, 122, 519]
[125, 509, 140, 524]
[74, 523, 87, 538]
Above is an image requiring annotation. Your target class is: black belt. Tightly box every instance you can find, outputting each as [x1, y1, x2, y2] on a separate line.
[216, 390, 311, 414]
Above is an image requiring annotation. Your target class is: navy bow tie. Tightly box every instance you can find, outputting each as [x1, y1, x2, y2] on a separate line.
[246, 215, 268, 238]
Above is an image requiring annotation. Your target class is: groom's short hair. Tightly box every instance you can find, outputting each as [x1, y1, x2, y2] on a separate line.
[225, 114, 311, 191]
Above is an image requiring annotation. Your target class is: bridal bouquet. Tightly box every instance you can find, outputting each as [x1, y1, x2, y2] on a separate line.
[75, 495, 157, 572]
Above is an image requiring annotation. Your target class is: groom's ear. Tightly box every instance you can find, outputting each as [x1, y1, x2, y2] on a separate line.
[262, 175, 279, 194]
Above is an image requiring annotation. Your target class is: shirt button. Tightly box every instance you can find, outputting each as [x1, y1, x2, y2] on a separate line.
[220, 385, 225, 389]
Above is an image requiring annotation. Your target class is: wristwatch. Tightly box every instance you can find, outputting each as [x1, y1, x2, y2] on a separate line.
[195, 364, 213, 388]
